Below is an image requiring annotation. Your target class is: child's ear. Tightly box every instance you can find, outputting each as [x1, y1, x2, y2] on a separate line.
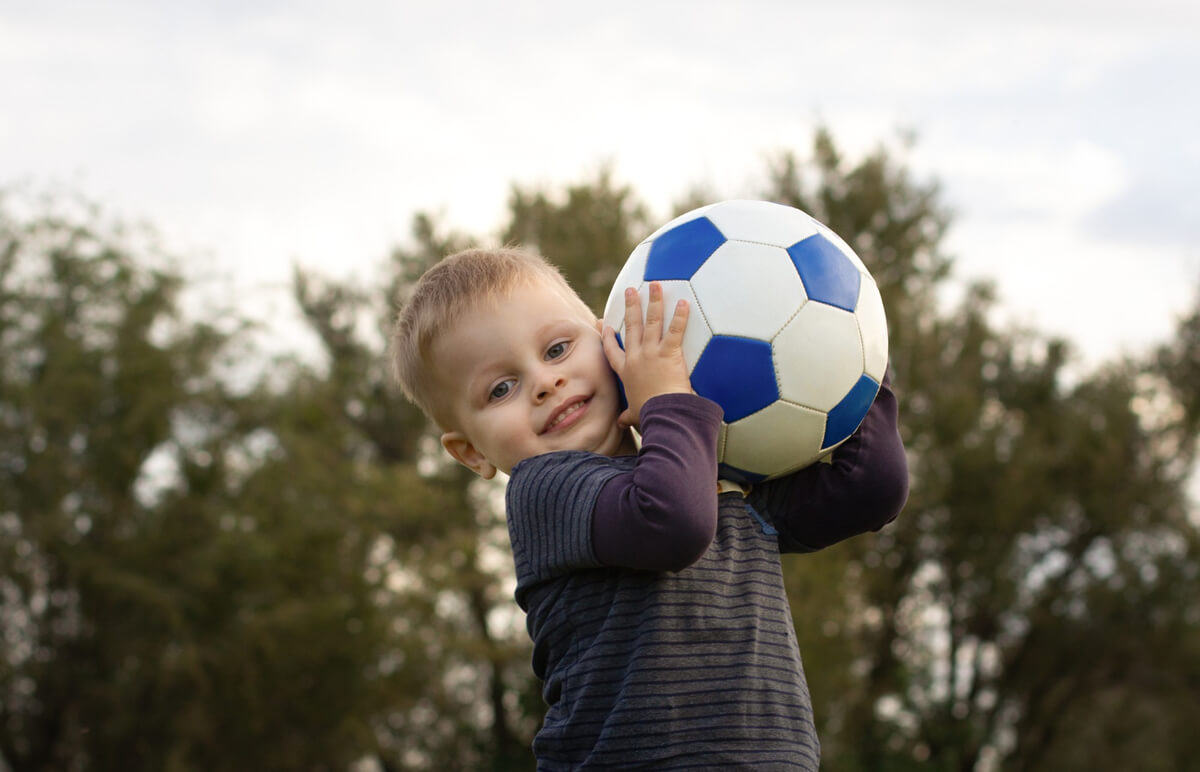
[440, 431, 498, 480]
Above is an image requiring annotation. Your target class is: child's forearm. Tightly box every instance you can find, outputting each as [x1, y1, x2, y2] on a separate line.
[763, 372, 909, 552]
[591, 393, 723, 571]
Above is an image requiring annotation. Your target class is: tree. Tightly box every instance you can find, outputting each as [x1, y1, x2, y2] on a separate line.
[0, 194, 233, 770]
[0, 194, 442, 771]
[501, 165, 651, 312]
[759, 133, 1200, 771]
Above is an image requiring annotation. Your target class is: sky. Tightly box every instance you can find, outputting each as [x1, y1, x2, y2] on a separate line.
[2, 0, 1198, 368]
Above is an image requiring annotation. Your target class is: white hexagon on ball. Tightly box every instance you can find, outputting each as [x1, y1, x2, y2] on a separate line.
[722, 401, 828, 477]
[690, 242, 807, 340]
[701, 199, 819, 247]
[774, 302, 866, 412]
[855, 277, 889, 382]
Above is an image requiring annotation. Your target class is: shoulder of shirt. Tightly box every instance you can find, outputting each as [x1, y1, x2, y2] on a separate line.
[508, 449, 635, 483]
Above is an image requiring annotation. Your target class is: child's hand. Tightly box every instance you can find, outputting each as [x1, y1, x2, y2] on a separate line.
[601, 282, 693, 429]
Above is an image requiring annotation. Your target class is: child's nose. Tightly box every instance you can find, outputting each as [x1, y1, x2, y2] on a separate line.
[534, 370, 566, 403]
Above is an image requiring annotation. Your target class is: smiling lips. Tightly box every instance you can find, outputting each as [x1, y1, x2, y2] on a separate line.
[542, 397, 589, 434]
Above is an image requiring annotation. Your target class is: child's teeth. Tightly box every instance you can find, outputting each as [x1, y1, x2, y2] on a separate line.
[552, 403, 581, 428]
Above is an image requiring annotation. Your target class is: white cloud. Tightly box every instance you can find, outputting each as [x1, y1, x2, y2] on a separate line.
[947, 211, 1195, 365]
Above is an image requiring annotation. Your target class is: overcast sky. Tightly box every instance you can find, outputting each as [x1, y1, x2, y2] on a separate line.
[3, 0, 1197, 367]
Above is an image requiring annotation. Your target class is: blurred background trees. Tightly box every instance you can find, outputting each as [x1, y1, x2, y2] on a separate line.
[1, 130, 1197, 771]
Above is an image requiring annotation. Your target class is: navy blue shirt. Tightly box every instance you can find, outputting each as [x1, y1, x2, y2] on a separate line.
[505, 380, 908, 770]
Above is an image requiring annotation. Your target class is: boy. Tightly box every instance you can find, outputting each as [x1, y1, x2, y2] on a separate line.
[391, 246, 908, 770]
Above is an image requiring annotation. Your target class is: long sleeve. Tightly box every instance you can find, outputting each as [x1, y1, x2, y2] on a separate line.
[750, 372, 909, 553]
[591, 393, 724, 572]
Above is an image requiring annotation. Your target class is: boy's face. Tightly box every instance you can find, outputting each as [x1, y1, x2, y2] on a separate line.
[434, 279, 634, 479]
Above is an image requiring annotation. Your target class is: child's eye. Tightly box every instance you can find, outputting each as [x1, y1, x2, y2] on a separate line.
[489, 380, 515, 401]
[546, 341, 569, 360]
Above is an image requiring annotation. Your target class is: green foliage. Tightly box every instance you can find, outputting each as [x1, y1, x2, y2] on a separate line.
[501, 166, 650, 313]
[761, 135, 1200, 771]
[0, 196, 445, 771]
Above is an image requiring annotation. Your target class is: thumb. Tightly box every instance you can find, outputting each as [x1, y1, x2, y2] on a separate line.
[601, 325, 626, 371]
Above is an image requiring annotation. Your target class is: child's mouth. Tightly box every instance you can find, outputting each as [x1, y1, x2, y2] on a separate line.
[543, 397, 589, 433]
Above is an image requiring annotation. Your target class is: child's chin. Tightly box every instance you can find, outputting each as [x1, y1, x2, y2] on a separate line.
[605, 426, 637, 458]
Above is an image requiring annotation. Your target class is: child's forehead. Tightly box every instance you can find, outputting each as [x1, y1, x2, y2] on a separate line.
[437, 278, 591, 353]
[478, 275, 593, 319]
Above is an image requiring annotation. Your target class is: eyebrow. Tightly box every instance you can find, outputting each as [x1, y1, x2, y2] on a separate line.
[537, 317, 588, 339]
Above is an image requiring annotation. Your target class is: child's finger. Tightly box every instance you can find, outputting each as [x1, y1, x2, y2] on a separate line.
[621, 287, 642, 349]
[643, 282, 664, 340]
[665, 298, 689, 344]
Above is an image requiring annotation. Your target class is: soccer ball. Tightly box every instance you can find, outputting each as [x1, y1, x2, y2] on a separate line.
[602, 199, 888, 483]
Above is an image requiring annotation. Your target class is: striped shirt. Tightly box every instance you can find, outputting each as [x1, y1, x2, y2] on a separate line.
[506, 387, 908, 769]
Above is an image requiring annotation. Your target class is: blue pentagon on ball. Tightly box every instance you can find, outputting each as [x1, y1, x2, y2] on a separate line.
[823, 374, 880, 448]
[787, 233, 861, 312]
[644, 216, 726, 281]
[690, 336, 778, 422]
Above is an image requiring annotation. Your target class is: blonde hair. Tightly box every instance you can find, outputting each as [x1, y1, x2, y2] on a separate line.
[389, 246, 594, 426]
